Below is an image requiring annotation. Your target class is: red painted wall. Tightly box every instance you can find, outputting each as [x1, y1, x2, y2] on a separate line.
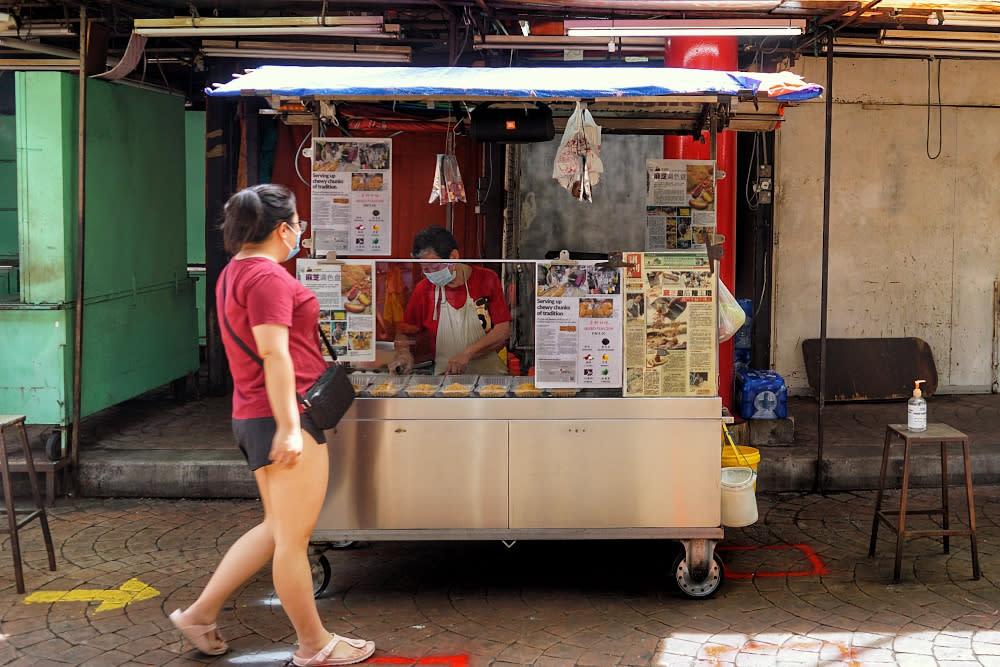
[270, 123, 483, 260]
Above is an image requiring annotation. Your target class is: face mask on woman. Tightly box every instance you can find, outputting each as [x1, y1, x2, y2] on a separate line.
[424, 265, 456, 287]
[283, 222, 301, 262]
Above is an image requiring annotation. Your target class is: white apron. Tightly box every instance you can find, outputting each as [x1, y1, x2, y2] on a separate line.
[433, 280, 508, 376]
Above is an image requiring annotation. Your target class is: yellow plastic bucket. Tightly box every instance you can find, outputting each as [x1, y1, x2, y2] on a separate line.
[721, 445, 760, 489]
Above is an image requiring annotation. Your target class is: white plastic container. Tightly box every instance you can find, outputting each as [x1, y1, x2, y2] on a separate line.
[907, 379, 927, 432]
[720, 467, 758, 527]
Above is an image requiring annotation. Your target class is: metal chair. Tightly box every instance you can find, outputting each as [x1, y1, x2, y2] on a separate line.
[0, 415, 57, 593]
[869, 423, 980, 583]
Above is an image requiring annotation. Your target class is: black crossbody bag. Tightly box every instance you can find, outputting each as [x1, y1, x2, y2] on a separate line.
[221, 272, 355, 430]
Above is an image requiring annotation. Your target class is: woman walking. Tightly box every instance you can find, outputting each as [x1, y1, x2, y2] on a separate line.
[168, 184, 374, 666]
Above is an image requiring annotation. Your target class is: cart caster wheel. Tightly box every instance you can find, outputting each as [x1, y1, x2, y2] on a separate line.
[45, 431, 63, 462]
[311, 550, 331, 599]
[328, 540, 356, 550]
[672, 551, 724, 598]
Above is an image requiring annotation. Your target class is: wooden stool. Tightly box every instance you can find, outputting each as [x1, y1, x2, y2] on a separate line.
[869, 423, 980, 583]
[0, 415, 57, 593]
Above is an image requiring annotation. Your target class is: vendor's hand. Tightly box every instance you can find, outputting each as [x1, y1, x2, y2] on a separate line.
[445, 350, 473, 375]
[269, 426, 304, 469]
[390, 351, 413, 375]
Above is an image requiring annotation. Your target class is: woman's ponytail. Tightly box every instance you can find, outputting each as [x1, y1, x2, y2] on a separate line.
[220, 184, 295, 255]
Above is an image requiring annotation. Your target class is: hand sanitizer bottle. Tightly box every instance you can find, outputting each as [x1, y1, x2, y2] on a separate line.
[907, 380, 927, 432]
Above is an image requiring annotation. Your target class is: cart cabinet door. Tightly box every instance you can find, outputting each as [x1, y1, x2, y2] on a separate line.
[509, 420, 721, 529]
[318, 419, 509, 530]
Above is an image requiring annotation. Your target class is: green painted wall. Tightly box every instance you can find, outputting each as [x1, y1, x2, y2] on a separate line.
[79, 77, 198, 417]
[185, 111, 206, 343]
[16, 72, 76, 306]
[0, 72, 198, 424]
[0, 309, 73, 422]
[0, 114, 16, 262]
[0, 112, 16, 298]
[0, 72, 77, 423]
[185, 111, 205, 264]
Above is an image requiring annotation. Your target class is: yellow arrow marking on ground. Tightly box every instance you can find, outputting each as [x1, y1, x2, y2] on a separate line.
[23, 578, 159, 612]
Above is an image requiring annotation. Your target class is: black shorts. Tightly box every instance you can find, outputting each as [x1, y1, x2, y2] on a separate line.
[231, 412, 327, 471]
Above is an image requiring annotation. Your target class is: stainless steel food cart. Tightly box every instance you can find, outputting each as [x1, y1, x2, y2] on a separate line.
[312, 392, 726, 598]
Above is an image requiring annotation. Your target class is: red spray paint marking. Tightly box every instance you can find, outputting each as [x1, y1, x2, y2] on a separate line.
[715, 544, 828, 579]
[372, 657, 468, 666]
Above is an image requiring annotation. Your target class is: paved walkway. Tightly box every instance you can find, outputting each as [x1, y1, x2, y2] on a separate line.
[1, 486, 998, 666]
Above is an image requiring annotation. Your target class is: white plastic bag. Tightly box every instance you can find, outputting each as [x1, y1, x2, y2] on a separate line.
[552, 101, 603, 202]
[718, 280, 746, 343]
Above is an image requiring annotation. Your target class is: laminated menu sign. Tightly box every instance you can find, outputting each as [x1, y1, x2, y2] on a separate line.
[296, 259, 376, 363]
[644, 159, 717, 251]
[623, 252, 717, 397]
[533, 261, 622, 388]
[310, 138, 391, 256]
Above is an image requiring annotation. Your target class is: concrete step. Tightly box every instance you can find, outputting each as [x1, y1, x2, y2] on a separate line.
[67, 441, 1000, 499]
[755, 442, 1000, 492]
[79, 449, 258, 499]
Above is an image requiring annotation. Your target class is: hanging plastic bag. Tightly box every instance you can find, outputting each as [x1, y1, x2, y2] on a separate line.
[552, 101, 603, 202]
[429, 153, 467, 204]
[430, 121, 467, 205]
[718, 280, 747, 343]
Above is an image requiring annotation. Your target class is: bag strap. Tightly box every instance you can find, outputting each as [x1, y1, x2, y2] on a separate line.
[317, 321, 337, 361]
[220, 268, 338, 364]
[220, 270, 264, 368]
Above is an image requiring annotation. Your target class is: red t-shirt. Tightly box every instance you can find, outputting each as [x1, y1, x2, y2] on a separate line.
[400, 265, 511, 347]
[217, 257, 327, 420]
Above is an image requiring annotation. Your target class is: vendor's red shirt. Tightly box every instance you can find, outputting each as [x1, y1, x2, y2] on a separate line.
[401, 266, 511, 346]
[217, 257, 327, 420]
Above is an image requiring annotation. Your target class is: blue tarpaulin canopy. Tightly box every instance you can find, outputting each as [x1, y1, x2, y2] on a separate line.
[206, 65, 823, 103]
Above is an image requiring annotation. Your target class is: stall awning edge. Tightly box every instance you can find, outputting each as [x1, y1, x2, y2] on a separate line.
[205, 66, 824, 103]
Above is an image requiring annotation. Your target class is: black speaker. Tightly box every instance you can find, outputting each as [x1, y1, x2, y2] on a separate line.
[469, 102, 555, 144]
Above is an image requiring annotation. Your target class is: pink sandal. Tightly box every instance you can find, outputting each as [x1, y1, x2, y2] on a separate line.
[291, 633, 375, 666]
[168, 608, 229, 656]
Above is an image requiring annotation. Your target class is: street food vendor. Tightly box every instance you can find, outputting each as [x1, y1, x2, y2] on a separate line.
[391, 225, 511, 375]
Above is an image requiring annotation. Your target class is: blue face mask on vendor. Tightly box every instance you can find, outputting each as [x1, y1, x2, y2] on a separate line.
[424, 265, 456, 287]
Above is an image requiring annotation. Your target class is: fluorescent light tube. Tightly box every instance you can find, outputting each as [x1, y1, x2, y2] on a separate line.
[928, 12, 1000, 28]
[833, 42, 1000, 59]
[475, 35, 665, 51]
[135, 26, 398, 38]
[0, 58, 78, 70]
[879, 38, 1000, 51]
[0, 26, 75, 37]
[202, 47, 411, 63]
[881, 29, 1000, 42]
[136, 16, 385, 28]
[565, 19, 805, 37]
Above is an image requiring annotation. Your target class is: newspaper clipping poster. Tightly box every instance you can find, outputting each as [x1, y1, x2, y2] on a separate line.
[624, 252, 717, 397]
[296, 259, 376, 363]
[534, 261, 623, 389]
[645, 159, 716, 251]
[310, 138, 392, 256]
